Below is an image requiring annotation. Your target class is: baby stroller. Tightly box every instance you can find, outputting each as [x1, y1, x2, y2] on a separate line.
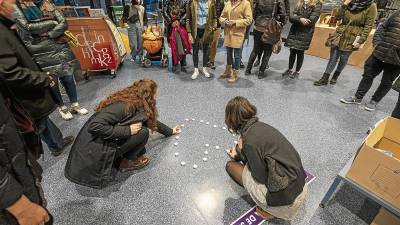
[141, 25, 168, 68]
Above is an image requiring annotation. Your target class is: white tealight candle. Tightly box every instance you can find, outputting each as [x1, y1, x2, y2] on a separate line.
[193, 164, 198, 169]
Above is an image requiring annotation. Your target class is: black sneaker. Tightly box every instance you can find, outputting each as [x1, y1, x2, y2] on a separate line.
[181, 66, 187, 73]
[50, 136, 74, 156]
[282, 69, 292, 77]
[207, 62, 216, 70]
[289, 71, 300, 79]
[240, 61, 245, 69]
[340, 96, 362, 105]
[257, 71, 267, 79]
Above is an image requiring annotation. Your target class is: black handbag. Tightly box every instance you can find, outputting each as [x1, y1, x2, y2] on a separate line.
[261, 0, 282, 45]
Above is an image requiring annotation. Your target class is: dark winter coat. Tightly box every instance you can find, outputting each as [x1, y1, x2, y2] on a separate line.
[335, 2, 377, 51]
[253, 0, 286, 32]
[0, 87, 45, 224]
[374, 10, 400, 66]
[285, 2, 322, 51]
[65, 102, 173, 189]
[14, 4, 79, 78]
[0, 16, 56, 120]
[238, 117, 306, 207]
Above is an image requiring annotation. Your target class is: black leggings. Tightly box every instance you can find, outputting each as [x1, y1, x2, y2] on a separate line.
[248, 30, 273, 71]
[288, 48, 304, 72]
[116, 128, 149, 160]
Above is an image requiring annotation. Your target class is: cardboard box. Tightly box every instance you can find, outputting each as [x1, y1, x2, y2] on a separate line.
[346, 117, 400, 208]
[370, 207, 400, 225]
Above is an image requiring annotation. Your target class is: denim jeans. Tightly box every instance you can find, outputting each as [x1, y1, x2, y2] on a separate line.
[36, 116, 64, 152]
[324, 47, 352, 74]
[51, 75, 78, 106]
[227, 47, 241, 70]
[392, 93, 400, 119]
[355, 55, 400, 102]
[128, 22, 144, 59]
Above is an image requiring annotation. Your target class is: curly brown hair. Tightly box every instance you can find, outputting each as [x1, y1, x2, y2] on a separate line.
[96, 79, 159, 130]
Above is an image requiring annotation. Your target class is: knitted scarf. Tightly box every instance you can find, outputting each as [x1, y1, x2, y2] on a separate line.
[18, 0, 43, 21]
[348, 0, 373, 11]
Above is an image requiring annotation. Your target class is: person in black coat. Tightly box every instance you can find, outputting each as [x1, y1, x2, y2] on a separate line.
[225, 96, 307, 221]
[282, 0, 322, 78]
[65, 79, 181, 189]
[0, 4, 73, 157]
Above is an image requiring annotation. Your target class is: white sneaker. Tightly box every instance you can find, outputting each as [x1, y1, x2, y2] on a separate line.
[202, 67, 211, 78]
[191, 68, 199, 80]
[59, 106, 73, 120]
[71, 103, 89, 115]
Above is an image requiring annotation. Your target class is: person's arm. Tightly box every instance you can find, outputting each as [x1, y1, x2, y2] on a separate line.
[185, 1, 192, 33]
[336, 3, 348, 21]
[219, 3, 228, 26]
[88, 103, 132, 140]
[307, 2, 322, 26]
[243, 143, 267, 184]
[180, 0, 188, 25]
[276, 0, 286, 25]
[14, 6, 57, 35]
[0, 37, 50, 90]
[357, 3, 377, 45]
[216, 0, 224, 27]
[373, 11, 399, 46]
[155, 121, 174, 137]
[289, 6, 301, 24]
[47, 9, 68, 39]
[282, 0, 290, 24]
[122, 5, 130, 23]
[233, 1, 252, 28]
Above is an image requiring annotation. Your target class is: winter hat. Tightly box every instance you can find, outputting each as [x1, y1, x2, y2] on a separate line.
[348, 0, 373, 11]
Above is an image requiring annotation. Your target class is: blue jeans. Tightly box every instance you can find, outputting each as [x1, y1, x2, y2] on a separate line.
[51, 75, 78, 106]
[37, 116, 64, 152]
[128, 22, 144, 59]
[227, 47, 241, 70]
[324, 47, 352, 75]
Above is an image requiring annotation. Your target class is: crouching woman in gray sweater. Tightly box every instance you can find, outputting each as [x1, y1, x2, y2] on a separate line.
[225, 96, 307, 221]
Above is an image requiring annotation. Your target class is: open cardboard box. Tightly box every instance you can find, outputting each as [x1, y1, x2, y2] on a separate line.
[346, 117, 400, 208]
[370, 207, 400, 225]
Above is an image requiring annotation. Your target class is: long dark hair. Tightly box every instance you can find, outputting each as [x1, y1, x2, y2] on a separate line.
[97, 79, 159, 130]
[225, 96, 257, 134]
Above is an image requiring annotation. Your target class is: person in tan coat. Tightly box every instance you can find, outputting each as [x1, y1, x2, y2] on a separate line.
[219, 0, 252, 83]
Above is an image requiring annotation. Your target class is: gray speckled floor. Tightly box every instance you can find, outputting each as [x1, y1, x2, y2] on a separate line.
[40, 40, 397, 224]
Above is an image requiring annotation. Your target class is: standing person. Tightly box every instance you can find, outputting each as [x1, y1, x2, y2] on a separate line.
[225, 96, 307, 221]
[186, 0, 217, 79]
[162, 0, 188, 73]
[282, 0, 322, 79]
[219, 0, 252, 83]
[122, 0, 148, 63]
[0, 0, 74, 157]
[0, 0, 52, 224]
[245, 0, 286, 79]
[340, 10, 400, 111]
[314, 0, 377, 86]
[14, 0, 89, 121]
[65, 80, 181, 188]
[207, 0, 224, 70]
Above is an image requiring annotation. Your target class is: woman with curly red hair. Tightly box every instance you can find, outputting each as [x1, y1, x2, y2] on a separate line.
[65, 79, 181, 189]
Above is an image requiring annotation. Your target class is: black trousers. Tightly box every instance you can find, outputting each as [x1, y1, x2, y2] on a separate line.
[392, 93, 400, 119]
[116, 128, 149, 160]
[193, 28, 209, 68]
[355, 55, 400, 102]
[288, 48, 305, 72]
[248, 30, 273, 71]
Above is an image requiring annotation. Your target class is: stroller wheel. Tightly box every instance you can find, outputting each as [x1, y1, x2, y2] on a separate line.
[143, 59, 152, 68]
[161, 58, 168, 67]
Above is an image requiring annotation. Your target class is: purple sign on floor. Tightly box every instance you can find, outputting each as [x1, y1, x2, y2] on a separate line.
[231, 170, 316, 225]
[230, 206, 265, 225]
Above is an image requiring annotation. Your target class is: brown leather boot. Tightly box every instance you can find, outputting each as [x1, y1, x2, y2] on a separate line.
[119, 155, 150, 172]
[255, 206, 275, 221]
[219, 65, 232, 79]
[228, 69, 239, 83]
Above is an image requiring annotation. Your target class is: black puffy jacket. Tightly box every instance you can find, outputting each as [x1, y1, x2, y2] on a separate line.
[285, 2, 322, 51]
[374, 10, 400, 66]
[0, 17, 56, 120]
[0, 85, 45, 224]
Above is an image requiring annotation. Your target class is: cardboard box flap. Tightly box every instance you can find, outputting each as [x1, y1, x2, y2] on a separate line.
[382, 117, 400, 145]
[370, 207, 400, 225]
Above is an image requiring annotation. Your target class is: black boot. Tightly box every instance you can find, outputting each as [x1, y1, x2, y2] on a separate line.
[258, 70, 267, 79]
[330, 71, 341, 85]
[314, 73, 330, 86]
[245, 66, 252, 75]
[245, 51, 258, 76]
